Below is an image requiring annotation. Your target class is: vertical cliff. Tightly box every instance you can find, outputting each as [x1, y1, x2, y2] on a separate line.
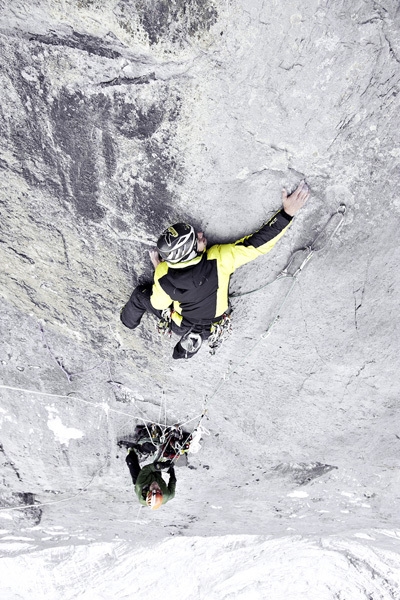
[1, 1, 399, 597]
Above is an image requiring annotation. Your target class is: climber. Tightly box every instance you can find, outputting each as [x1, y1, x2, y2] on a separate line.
[120, 180, 310, 359]
[125, 448, 176, 509]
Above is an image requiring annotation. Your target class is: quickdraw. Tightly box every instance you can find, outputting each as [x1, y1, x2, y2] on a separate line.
[156, 308, 173, 336]
[156, 408, 209, 464]
[231, 204, 346, 297]
[208, 312, 233, 355]
[153, 425, 190, 462]
[279, 204, 346, 279]
[121, 407, 209, 467]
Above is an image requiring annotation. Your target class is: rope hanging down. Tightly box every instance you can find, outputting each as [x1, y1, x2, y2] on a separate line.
[206, 204, 347, 404]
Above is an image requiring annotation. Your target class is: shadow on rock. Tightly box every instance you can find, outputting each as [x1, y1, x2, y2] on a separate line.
[273, 462, 338, 486]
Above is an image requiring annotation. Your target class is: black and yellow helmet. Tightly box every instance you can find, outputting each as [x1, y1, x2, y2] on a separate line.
[156, 223, 197, 264]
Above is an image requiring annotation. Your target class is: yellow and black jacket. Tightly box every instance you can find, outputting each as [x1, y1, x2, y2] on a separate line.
[150, 209, 292, 328]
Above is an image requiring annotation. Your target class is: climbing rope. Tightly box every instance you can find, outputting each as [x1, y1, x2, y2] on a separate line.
[0, 384, 165, 428]
[0, 453, 111, 514]
[205, 204, 347, 404]
[231, 204, 346, 297]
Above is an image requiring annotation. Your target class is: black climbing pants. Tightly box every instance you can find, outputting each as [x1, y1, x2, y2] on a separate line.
[126, 449, 141, 485]
[120, 283, 211, 360]
[120, 284, 163, 329]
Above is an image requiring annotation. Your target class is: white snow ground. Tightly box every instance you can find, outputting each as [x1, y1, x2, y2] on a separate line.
[1, 531, 400, 599]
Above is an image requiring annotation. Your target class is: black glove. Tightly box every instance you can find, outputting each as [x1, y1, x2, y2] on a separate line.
[153, 460, 173, 472]
[168, 464, 175, 476]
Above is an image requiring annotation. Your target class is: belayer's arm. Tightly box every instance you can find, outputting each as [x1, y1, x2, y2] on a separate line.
[167, 468, 177, 499]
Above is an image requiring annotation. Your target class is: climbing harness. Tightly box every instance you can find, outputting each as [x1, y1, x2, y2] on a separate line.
[179, 315, 233, 358]
[152, 426, 187, 462]
[118, 406, 209, 466]
[167, 409, 209, 462]
[157, 305, 234, 357]
[153, 408, 209, 464]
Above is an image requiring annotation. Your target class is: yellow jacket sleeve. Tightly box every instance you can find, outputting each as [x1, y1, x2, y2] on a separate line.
[208, 211, 291, 275]
[150, 262, 174, 310]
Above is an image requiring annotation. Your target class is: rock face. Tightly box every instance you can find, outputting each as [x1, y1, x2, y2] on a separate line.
[1, 0, 400, 595]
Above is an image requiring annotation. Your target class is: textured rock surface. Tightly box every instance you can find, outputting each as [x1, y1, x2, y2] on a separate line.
[0, 0, 400, 597]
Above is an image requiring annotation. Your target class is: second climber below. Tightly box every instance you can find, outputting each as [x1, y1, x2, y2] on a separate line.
[125, 448, 176, 510]
[120, 180, 310, 359]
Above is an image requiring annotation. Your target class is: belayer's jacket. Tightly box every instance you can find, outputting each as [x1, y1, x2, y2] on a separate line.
[135, 463, 176, 506]
[150, 209, 292, 328]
